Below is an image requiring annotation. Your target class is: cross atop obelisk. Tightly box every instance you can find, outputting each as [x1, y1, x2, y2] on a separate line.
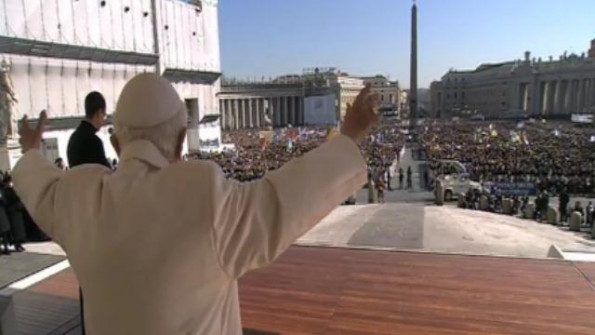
[409, 0, 418, 132]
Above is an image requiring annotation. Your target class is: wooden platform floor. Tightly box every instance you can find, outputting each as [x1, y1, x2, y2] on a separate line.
[14, 246, 595, 334]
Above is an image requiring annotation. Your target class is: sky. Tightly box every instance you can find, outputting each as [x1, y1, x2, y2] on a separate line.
[218, 0, 595, 88]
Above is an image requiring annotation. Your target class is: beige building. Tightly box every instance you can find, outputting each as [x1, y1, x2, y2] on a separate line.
[334, 75, 364, 120]
[360, 75, 400, 109]
[431, 46, 595, 119]
[218, 68, 365, 129]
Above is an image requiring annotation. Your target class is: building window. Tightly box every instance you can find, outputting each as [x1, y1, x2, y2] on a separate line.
[389, 94, 393, 102]
[454, 92, 458, 99]
[461, 92, 465, 99]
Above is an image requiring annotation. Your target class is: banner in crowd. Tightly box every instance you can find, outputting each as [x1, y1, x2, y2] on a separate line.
[483, 182, 537, 196]
[571, 114, 593, 124]
[303, 95, 336, 125]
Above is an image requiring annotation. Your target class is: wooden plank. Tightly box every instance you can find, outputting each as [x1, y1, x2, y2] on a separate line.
[239, 247, 595, 335]
[574, 262, 595, 288]
[28, 269, 79, 300]
[24, 247, 595, 334]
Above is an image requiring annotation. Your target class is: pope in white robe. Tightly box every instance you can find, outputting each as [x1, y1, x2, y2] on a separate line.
[13, 74, 378, 334]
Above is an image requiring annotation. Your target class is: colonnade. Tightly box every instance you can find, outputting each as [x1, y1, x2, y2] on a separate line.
[536, 77, 595, 115]
[219, 95, 302, 129]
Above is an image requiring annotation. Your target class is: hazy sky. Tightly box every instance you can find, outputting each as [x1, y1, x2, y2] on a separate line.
[219, 0, 595, 88]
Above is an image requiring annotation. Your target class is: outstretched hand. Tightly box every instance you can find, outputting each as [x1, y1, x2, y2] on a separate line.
[19, 110, 48, 153]
[341, 84, 379, 142]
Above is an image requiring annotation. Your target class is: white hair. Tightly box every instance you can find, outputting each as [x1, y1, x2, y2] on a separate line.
[114, 109, 187, 161]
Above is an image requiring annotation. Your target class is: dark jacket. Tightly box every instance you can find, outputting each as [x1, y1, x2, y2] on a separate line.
[67, 121, 110, 168]
[4, 186, 26, 243]
[0, 187, 11, 234]
[559, 192, 570, 208]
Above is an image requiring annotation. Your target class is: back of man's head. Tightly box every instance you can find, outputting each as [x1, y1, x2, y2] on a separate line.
[114, 74, 187, 162]
[85, 91, 106, 119]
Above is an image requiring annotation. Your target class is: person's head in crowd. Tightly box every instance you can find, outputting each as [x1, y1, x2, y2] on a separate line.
[113, 74, 187, 163]
[85, 91, 107, 131]
[55, 157, 66, 170]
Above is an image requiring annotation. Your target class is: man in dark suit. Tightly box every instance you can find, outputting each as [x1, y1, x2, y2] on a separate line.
[67, 91, 110, 168]
[66, 91, 110, 335]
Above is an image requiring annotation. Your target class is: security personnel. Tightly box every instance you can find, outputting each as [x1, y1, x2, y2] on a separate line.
[67, 91, 110, 168]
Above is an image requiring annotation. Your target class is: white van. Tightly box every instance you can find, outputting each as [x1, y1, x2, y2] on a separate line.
[432, 160, 483, 201]
[438, 173, 483, 201]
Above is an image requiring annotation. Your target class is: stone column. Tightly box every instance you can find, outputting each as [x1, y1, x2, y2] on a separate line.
[274, 97, 281, 127]
[226, 100, 232, 130]
[577, 79, 585, 113]
[233, 99, 239, 130]
[228, 100, 233, 129]
[268, 97, 275, 127]
[587, 78, 593, 111]
[247, 98, 253, 128]
[236, 99, 242, 129]
[283, 97, 289, 127]
[241, 99, 247, 129]
[530, 82, 539, 117]
[254, 99, 261, 129]
[259, 98, 265, 128]
[254, 98, 260, 129]
[286, 97, 292, 126]
[540, 82, 548, 116]
[255, 99, 261, 128]
[587, 78, 592, 111]
[551, 81, 562, 114]
[278, 97, 284, 126]
[220, 99, 226, 130]
[221, 100, 227, 130]
[563, 80, 572, 114]
[278, 97, 283, 126]
[241, 99, 246, 129]
[539, 82, 547, 116]
[548, 81, 554, 115]
[296, 96, 302, 126]
[569, 79, 578, 113]
[254, 99, 259, 128]
[289, 96, 295, 126]
[244, 99, 250, 128]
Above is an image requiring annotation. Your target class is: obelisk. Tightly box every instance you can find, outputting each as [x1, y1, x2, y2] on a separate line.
[409, 1, 418, 131]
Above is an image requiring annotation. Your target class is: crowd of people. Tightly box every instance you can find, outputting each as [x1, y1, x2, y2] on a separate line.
[11, 117, 595, 254]
[191, 121, 405, 186]
[422, 120, 595, 195]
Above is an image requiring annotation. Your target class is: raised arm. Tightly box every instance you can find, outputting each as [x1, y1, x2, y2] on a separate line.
[210, 86, 378, 278]
[12, 111, 63, 239]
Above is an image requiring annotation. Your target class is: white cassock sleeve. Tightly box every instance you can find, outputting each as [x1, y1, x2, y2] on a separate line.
[11, 150, 64, 241]
[208, 135, 367, 278]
